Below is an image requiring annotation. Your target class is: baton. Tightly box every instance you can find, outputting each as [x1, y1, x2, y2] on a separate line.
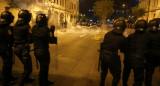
[50, 26, 57, 44]
[13, 50, 16, 64]
[12, 45, 16, 64]
[36, 59, 39, 69]
[98, 50, 101, 72]
[98, 43, 103, 72]
[98, 57, 101, 72]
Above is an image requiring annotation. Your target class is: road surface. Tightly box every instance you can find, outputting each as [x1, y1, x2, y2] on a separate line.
[0, 26, 160, 86]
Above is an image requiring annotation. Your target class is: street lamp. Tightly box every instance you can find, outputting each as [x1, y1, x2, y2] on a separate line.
[51, 2, 54, 7]
[122, 4, 126, 8]
[122, 3, 129, 18]
[51, 1, 54, 11]
[147, 0, 151, 22]
[64, 0, 67, 28]
[45, 2, 48, 6]
[45, 1, 54, 9]
[122, 4, 126, 17]
[44, 1, 55, 23]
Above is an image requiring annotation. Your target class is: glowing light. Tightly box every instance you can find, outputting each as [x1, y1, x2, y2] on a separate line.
[107, 19, 110, 22]
[90, 19, 93, 22]
[45, 2, 48, 5]
[122, 4, 126, 7]
[51, 2, 54, 6]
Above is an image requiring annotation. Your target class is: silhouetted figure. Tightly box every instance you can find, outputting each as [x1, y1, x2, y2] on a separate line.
[145, 19, 160, 86]
[0, 11, 16, 86]
[13, 10, 34, 86]
[32, 14, 57, 86]
[100, 20, 126, 86]
[122, 20, 148, 86]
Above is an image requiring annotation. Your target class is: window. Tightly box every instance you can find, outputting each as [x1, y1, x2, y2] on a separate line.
[38, 0, 42, 3]
[71, 2, 73, 9]
[61, 0, 64, 6]
[57, 0, 58, 4]
[74, 4, 76, 10]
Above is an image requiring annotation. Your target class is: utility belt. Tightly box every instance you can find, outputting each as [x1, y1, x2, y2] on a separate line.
[98, 49, 119, 72]
[101, 49, 118, 56]
[13, 43, 30, 56]
[14, 42, 30, 47]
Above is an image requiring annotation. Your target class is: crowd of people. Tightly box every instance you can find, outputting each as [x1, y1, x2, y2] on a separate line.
[0, 9, 57, 86]
[0, 8, 160, 86]
[100, 19, 160, 86]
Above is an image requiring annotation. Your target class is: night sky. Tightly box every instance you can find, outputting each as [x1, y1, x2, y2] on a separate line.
[79, 0, 97, 14]
[79, 0, 139, 15]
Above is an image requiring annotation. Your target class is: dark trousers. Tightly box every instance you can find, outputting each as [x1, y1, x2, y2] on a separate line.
[122, 63, 131, 86]
[8, 46, 13, 78]
[145, 64, 155, 86]
[14, 45, 32, 86]
[35, 49, 50, 86]
[0, 51, 12, 86]
[145, 55, 160, 86]
[123, 63, 144, 86]
[100, 56, 121, 86]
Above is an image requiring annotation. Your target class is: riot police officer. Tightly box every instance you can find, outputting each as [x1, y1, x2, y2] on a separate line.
[122, 20, 148, 86]
[145, 19, 160, 86]
[32, 14, 56, 86]
[99, 20, 126, 86]
[13, 10, 33, 86]
[0, 11, 15, 86]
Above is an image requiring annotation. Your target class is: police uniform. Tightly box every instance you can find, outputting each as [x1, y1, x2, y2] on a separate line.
[32, 14, 56, 86]
[100, 20, 126, 86]
[145, 20, 160, 86]
[0, 11, 15, 86]
[13, 10, 33, 86]
[122, 20, 148, 86]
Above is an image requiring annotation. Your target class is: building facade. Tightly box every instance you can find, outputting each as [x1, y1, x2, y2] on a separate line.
[0, 0, 79, 28]
[32, 0, 79, 27]
[139, 0, 160, 21]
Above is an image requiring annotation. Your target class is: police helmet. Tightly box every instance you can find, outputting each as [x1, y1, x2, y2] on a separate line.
[135, 20, 147, 32]
[148, 19, 159, 31]
[36, 14, 48, 25]
[18, 10, 31, 23]
[1, 11, 14, 24]
[114, 20, 126, 31]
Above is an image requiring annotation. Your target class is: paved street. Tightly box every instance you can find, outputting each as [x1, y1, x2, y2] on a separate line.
[0, 26, 160, 86]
